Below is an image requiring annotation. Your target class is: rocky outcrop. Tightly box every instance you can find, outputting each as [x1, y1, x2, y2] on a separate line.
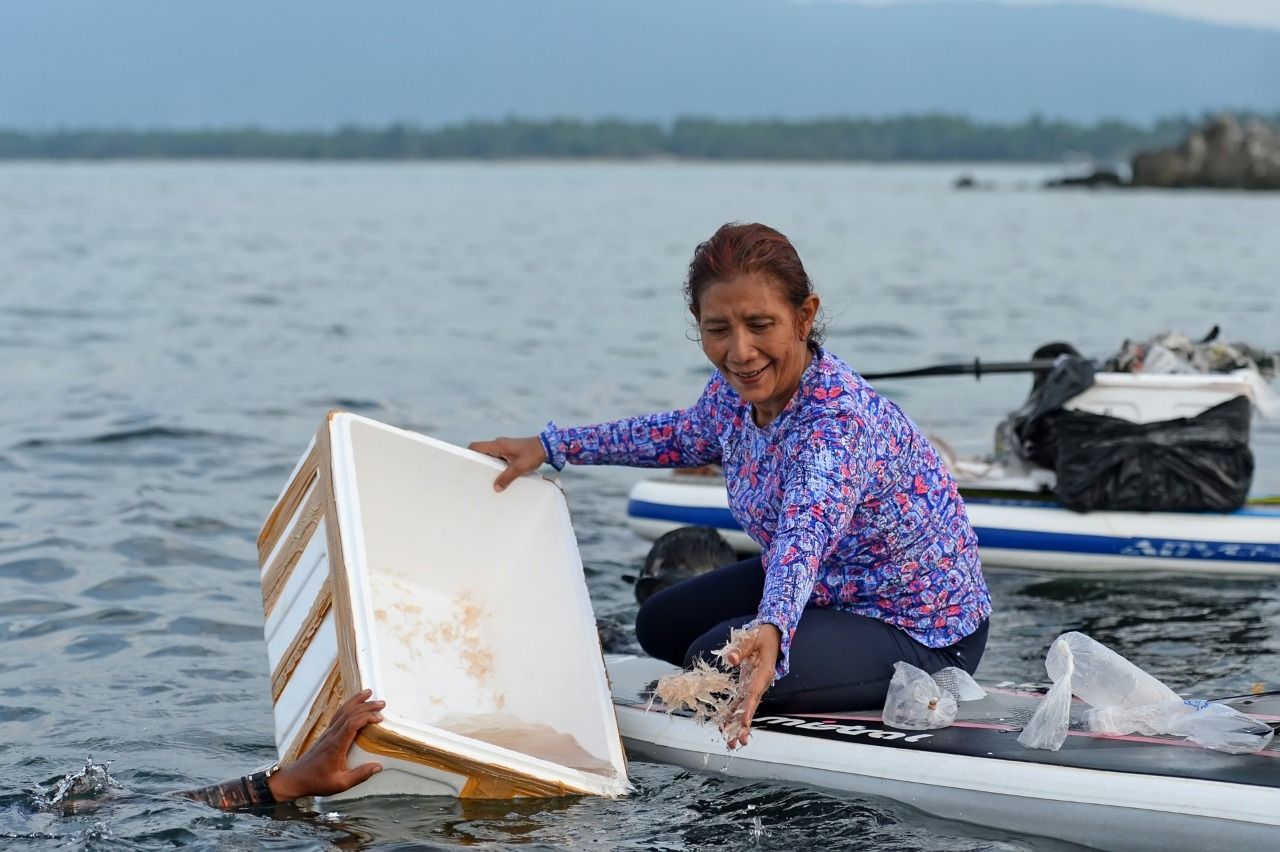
[1130, 114, 1280, 190]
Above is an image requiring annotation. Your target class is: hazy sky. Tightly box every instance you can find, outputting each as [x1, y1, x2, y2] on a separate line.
[851, 0, 1280, 30]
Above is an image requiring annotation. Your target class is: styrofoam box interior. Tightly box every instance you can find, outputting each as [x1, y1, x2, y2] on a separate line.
[1064, 373, 1255, 424]
[332, 416, 624, 779]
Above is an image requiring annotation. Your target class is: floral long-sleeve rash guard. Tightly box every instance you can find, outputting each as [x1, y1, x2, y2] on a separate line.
[540, 348, 992, 678]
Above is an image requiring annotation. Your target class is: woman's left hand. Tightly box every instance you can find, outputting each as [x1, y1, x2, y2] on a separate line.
[722, 623, 781, 750]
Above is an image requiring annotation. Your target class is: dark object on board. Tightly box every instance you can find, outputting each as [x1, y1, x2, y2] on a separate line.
[998, 355, 1098, 469]
[1028, 342, 1082, 391]
[636, 526, 735, 604]
[1052, 396, 1254, 513]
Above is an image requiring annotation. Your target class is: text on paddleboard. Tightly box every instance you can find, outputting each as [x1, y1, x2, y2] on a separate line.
[752, 716, 934, 742]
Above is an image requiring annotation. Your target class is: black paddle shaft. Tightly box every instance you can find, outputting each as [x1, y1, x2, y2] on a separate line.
[861, 358, 1063, 381]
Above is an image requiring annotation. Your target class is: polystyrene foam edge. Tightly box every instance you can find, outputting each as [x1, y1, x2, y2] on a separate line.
[275, 612, 339, 754]
[333, 411, 513, 474]
[274, 435, 317, 507]
[377, 716, 629, 797]
[323, 743, 467, 800]
[261, 477, 319, 579]
[326, 414, 379, 696]
[264, 527, 329, 667]
[549, 499, 631, 775]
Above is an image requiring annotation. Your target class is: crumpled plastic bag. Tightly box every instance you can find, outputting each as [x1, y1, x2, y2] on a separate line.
[1105, 329, 1279, 384]
[1089, 698, 1276, 754]
[882, 662, 987, 731]
[1018, 632, 1274, 754]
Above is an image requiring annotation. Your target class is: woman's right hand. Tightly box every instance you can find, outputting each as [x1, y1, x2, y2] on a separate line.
[268, 689, 385, 801]
[468, 436, 547, 491]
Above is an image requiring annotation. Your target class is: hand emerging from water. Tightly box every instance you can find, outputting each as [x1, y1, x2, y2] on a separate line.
[721, 623, 781, 750]
[468, 436, 547, 491]
[268, 690, 386, 801]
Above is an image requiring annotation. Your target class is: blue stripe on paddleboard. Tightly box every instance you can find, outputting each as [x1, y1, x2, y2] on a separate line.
[975, 527, 1280, 563]
[628, 499, 739, 531]
[629, 500, 1280, 564]
[964, 496, 1280, 518]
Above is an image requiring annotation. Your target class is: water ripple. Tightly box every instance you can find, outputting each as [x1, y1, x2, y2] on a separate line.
[165, 617, 262, 642]
[310, 397, 386, 412]
[0, 600, 76, 618]
[827, 322, 919, 340]
[110, 537, 244, 572]
[64, 634, 132, 660]
[82, 575, 170, 601]
[0, 537, 89, 557]
[0, 558, 75, 583]
[0, 706, 46, 723]
[13, 427, 249, 449]
[13, 608, 158, 640]
[144, 645, 220, 659]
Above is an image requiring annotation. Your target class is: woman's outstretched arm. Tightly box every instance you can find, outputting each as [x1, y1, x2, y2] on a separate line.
[176, 689, 385, 809]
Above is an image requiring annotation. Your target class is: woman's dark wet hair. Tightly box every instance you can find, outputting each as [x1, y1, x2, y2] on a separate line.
[684, 222, 825, 348]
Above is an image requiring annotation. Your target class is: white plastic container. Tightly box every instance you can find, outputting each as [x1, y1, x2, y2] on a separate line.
[258, 412, 630, 799]
[1063, 371, 1258, 423]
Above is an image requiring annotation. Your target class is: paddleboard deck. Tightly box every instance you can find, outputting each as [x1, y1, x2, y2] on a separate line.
[607, 655, 1280, 851]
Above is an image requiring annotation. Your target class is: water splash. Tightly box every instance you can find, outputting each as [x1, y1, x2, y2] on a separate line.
[32, 757, 117, 811]
[746, 803, 767, 843]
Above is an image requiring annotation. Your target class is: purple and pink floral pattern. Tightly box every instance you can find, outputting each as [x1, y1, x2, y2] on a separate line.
[541, 348, 991, 677]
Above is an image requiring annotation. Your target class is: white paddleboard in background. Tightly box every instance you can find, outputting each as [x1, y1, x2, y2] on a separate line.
[626, 475, 1280, 575]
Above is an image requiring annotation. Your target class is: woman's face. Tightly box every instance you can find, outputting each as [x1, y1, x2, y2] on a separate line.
[695, 272, 819, 425]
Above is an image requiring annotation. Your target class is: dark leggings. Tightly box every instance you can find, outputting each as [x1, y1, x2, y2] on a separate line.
[635, 557, 989, 712]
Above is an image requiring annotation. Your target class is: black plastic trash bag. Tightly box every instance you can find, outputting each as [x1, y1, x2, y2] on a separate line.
[1051, 396, 1254, 512]
[997, 355, 1097, 469]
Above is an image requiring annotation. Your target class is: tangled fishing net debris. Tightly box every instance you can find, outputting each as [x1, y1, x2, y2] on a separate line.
[650, 626, 758, 743]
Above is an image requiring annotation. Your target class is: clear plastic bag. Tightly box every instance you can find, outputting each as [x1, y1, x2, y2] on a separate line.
[1173, 700, 1275, 754]
[931, 666, 988, 702]
[882, 663, 986, 731]
[1018, 632, 1274, 754]
[1089, 699, 1275, 754]
[1020, 632, 1181, 751]
[1052, 632, 1180, 709]
[1016, 636, 1077, 751]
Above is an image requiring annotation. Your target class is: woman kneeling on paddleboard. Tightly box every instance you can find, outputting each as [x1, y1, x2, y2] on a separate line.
[472, 222, 991, 748]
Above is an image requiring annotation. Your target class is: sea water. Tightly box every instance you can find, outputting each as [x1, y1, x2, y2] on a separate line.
[2, 161, 1278, 850]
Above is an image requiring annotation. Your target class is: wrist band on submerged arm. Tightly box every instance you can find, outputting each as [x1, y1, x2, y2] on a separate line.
[244, 770, 277, 805]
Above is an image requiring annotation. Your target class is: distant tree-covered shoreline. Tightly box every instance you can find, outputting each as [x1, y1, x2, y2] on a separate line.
[2, 114, 1277, 162]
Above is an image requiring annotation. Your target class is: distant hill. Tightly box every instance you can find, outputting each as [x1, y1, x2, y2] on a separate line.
[2, 0, 1279, 128]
